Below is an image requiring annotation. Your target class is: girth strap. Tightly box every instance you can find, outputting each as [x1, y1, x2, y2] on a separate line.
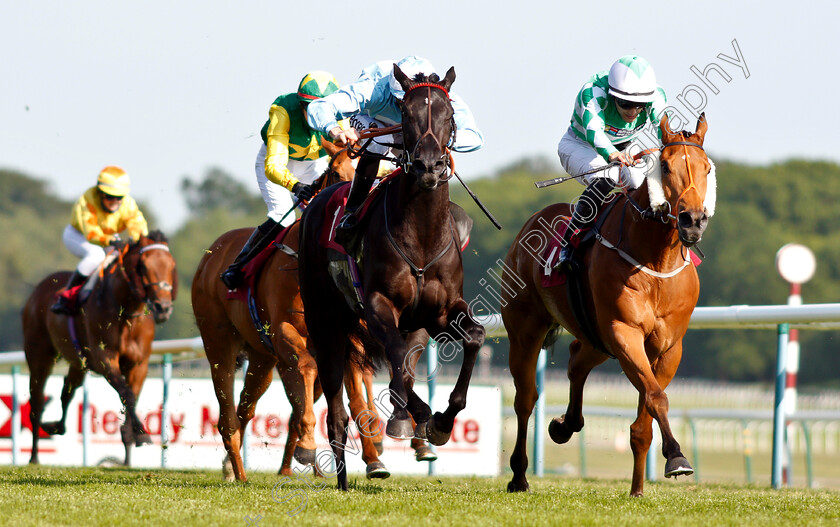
[383, 183, 456, 316]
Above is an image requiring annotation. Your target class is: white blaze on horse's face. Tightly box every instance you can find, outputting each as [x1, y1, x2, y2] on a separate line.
[659, 114, 712, 247]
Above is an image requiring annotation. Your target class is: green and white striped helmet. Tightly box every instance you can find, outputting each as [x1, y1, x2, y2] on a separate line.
[297, 71, 339, 103]
[608, 55, 657, 103]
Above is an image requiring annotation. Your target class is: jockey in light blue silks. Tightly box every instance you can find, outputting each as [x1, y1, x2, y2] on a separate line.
[306, 56, 484, 237]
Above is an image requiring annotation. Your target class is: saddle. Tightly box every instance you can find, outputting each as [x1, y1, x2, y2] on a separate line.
[225, 224, 296, 351]
[54, 251, 120, 310]
[225, 224, 295, 303]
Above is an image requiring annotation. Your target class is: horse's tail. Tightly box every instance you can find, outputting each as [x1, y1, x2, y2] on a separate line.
[234, 350, 248, 372]
[348, 322, 386, 373]
[542, 324, 563, 350]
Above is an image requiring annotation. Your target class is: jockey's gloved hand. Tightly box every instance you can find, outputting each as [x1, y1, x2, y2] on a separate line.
[109, 236, 127, 251]
[291, 182, 315, 201]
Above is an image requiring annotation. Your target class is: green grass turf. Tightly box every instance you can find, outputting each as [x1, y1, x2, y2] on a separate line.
[2, 465, 839, 526]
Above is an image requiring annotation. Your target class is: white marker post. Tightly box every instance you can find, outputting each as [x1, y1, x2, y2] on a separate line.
[774, 243, 816, 487]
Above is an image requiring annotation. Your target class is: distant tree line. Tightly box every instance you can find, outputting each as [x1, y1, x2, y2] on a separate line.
[2, 157, 839, 387]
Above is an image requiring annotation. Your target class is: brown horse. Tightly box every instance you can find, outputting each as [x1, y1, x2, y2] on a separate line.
[22, 231, 177, 466]
[298, 66, 485, 490]
[503, 114, 713, 496]
[192, 140, 401, 482]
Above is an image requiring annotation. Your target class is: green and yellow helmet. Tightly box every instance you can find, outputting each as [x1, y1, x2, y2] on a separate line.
[296, 71, 339, 103]
[96, 165, 130, 197]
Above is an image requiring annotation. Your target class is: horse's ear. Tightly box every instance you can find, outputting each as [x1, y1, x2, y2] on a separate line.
[441, 66, 456, 91]
[660, 114, 678, 143]
[393, 63, 412, 92]
[693, 112, 708, 145]
[320, 136, 341, 156]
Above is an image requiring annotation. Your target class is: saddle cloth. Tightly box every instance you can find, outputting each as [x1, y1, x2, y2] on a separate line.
[226, 224, 294, 302]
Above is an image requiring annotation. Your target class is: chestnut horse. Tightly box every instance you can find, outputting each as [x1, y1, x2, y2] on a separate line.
[503, 115, 714, 496]
[192, 140, 400, 482]
[299, 66, 485, 490]
[22, 231, 177, 466]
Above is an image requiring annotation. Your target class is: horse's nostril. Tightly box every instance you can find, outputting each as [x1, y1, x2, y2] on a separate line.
[678, 212, 693, 228]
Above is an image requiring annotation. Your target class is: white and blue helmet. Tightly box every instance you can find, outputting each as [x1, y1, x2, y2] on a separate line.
[388, 56, 439, 99]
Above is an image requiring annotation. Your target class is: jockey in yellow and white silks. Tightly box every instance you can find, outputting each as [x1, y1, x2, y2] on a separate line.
[52, 166, 149, 314]
[220, 71, 341, 290]
[555, 55, 668, 273]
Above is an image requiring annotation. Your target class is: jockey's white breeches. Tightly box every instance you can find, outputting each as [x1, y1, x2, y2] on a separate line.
[255, 143, 329, 226]
[557, 127, 649, 189]
[62, 225, 105, 276]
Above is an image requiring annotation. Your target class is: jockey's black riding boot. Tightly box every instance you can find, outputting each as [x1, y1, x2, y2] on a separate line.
[556, 178, 616, 274]
[335, 157, 378, 251]
[50, 270, 87, 315]
[220, 218, 279, 289]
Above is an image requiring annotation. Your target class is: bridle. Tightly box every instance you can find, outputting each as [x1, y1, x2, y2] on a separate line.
[660, 141, 704, 218]
[115, 242, 174, 312]
[624, 140, 706, 225]
[400, 82, 456, 179]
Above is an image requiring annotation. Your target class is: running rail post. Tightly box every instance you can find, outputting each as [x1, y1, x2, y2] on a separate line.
[426, 338, 438, 476]
[11, 365, 20, 465]
[161, 353, 172, 468]
[241, 358, 250, 470]
[533, 348, 546, 476]
[772, 323, 789, 488]
[82, 377, 91, 467]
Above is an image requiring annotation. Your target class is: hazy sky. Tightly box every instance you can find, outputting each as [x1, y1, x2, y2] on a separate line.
[2, 1, 838, 231]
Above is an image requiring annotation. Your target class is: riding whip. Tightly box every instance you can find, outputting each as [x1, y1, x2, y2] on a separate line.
[447, 151, 502, 230]
[535, 162, 620, 188]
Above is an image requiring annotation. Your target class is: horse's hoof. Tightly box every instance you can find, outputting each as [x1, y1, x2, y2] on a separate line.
[664, 456, 694, 478]
[414, 444, 437, 462]
[293, 446, 317, 466]
[374, 441, 384, 456]
[365, 461, 391, 480]
[548, 417, 575, 444]
[134, 433, 153, 446]
[222, 456, 235, 482]
[413, 421, 428, 440]
[426, 414, 451, 446]
[507, 478, 530, 493]
[385, 418, 414, 440]
[40, 421, 65, 435]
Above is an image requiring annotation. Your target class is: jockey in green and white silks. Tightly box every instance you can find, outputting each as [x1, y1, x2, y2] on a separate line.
[555, 55, 668, 274]
[559, 55, 667, 189]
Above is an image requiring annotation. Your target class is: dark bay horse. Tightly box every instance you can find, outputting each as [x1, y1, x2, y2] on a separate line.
[299, 66, 485, 490]
[192, 140, 394, 482]
[503, 114, 714, 496]
[22, 231, 177, 466]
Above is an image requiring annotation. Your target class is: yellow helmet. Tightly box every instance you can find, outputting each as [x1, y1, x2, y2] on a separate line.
[96, 166, 130, 197]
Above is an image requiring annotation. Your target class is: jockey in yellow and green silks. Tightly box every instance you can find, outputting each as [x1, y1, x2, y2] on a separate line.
[220, 71, 341, 290]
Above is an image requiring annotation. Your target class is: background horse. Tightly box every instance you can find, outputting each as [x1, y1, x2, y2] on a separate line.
[192, 140, 395, 482]
[299, 66, 485, 490]
[503, 114, 713, 497]
[22, 231, 177, 466]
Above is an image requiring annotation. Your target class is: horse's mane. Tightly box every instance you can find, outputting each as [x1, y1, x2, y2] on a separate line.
[414, 72, 441, 83]
[145, 230, 169, 244]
